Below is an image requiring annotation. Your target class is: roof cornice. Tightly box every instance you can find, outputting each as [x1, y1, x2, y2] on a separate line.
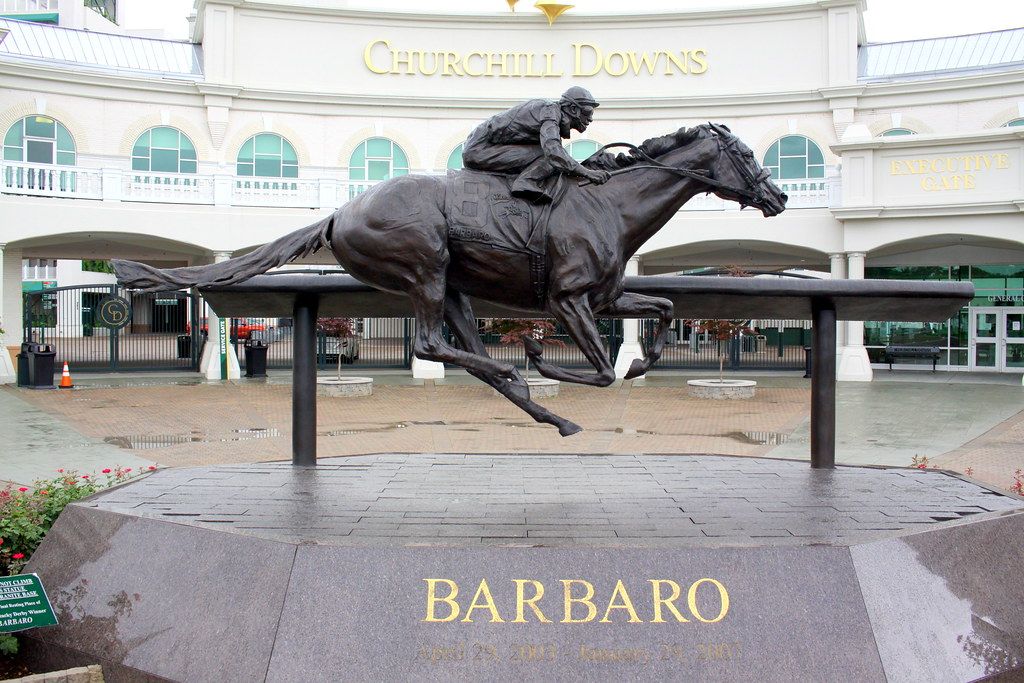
[831, 128, 1024, 153]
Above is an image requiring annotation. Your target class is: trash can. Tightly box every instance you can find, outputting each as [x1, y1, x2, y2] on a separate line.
[244, 338, 268, 378]
[16, 342, 33, 387]
[27, 343, 57, 389]
[177, 334, 192, 359]
[803, 345, 813, 379]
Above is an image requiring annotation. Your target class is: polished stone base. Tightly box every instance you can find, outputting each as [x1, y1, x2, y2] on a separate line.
[22, 454, 1024, 682]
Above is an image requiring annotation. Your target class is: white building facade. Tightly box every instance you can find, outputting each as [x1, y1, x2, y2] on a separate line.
[1, 0, 1023, 381]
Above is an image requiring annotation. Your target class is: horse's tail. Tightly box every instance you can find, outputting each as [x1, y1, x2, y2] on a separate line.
[112, 214, 334, 291]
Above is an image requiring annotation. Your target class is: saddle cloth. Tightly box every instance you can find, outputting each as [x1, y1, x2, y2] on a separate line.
[444, 170, 567, 303]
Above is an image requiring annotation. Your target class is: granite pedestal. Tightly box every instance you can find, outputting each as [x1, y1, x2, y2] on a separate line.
[22, 454, 1024, 682]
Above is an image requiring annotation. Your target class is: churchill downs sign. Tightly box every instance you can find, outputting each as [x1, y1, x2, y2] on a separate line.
[363, 40, 709, 77]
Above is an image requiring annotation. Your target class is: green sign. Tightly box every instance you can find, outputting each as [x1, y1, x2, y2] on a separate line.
[219, 317, 229, 379]
[0, 574, 57, 632]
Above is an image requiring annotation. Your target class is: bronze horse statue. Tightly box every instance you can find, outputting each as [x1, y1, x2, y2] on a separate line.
[114, 123, 787, 436]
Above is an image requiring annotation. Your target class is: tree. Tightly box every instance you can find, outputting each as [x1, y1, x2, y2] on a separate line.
[687, 266, 754, 382]
[316, 317, 355, 378]
[485, 318, 565, 380]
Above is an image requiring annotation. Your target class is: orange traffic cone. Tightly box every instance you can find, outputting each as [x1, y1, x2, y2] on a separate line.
[59, 361, 74, 389]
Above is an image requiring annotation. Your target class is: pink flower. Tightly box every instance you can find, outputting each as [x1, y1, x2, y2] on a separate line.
[125, 468, 132, 473]
[18, 487, 28, 492]
[57, 468, 64, 473]
[102, 468, 111, 474]
[12, 553, 24, 560]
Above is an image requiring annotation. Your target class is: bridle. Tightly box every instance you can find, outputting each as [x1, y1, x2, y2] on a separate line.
[579, 126, 774, 207]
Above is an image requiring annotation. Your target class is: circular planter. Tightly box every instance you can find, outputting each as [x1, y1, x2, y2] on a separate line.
[687, 379, 756, 400]
[528, 377, 560, 397]
[316, 377, 373, 398]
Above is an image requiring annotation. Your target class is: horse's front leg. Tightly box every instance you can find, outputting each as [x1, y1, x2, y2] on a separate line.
[599, 291, 674, 379]
[526, 295, 616, 386]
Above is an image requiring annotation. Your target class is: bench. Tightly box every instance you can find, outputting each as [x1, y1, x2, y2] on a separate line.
[883, 345, 941, 371]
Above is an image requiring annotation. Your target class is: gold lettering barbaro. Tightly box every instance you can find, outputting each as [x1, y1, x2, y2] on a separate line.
[888, 152, 1011, 192]
[363, 40, 708, 77]
[421, 578, 730, 624]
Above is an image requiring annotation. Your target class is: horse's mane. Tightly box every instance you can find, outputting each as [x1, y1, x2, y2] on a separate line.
[583, 123, 720, 171]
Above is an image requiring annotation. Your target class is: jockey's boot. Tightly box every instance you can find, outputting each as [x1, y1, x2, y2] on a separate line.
[511, 160, 555, 204]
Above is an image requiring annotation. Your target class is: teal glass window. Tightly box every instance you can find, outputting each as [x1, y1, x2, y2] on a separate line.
[566, 140, 599, 162]
[880, 128, 915, 136]
[131, 127, 197, 174]
[1007, 118, 1024, 127]
[236, 133, 298, 178]
[763, 135, 825, 180]
[348, 137, 409, 182]
[3, 116, 76, 165]
[447, 144, 464, 170]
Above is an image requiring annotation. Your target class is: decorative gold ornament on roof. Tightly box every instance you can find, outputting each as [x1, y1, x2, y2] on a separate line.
[506, 0, 519, 10]
[534, 1, 573, 25]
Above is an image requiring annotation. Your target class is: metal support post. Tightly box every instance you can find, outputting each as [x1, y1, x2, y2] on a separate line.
[292, 293, 319, 465]
[810, 298, 836, 469]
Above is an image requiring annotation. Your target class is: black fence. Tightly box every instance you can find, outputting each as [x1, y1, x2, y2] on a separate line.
[23, 285, 203, 372]
[22, 288, 802, 373]
[644, 319, 809, 371]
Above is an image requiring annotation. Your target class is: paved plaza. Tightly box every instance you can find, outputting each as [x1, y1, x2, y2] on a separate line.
[2, 370, 1023, 496]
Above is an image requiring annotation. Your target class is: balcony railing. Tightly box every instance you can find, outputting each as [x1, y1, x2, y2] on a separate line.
[0, 160, 840, 210]
[0, 0, 57, 12]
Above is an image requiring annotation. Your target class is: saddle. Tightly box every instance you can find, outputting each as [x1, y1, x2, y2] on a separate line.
[443, 170, 567, 304]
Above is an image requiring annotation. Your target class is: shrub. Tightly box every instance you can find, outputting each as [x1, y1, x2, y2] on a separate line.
[0, 466, 150, 576]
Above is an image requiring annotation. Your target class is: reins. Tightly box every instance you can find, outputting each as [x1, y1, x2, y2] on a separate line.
[576, 139, 765, 204]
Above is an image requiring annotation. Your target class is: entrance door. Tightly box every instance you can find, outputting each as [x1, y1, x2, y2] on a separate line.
[970, 308, 1024, 371]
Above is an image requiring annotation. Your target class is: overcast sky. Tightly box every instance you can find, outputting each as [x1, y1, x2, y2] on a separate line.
[129, 0, 1024, 43]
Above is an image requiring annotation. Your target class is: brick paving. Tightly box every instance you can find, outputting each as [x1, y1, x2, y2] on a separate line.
[80, 454, 1024, 547]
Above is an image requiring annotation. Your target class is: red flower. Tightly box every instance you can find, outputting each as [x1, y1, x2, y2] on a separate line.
[12, 553, 24, 560]
[916, 464, 927, 469]
[18, 487, 28, 492]
[102, 468, 112, 474]
[125, 468, 132, 473]
[40, 490, 48, 495]
[81, 475, 89, 479]
[57, 468, 64, 473]
[147, 465, 157, 471]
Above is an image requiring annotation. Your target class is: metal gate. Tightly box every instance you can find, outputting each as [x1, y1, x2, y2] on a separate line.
[23, 285, 203, 371]
[644, 319, 809, 371]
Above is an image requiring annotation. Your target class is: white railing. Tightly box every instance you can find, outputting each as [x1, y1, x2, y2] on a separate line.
[2, 161, 102, 199]
[124, 170, 215, 205]
[0, 160, 840, 211]
[0, 0, 57, 11]
[233, 177, 320, 208]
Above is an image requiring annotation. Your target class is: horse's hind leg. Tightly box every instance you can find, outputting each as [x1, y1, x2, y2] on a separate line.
[409, 277, 527, 387]
[444, 291, 581, 437]
[526, 294, 617, 386]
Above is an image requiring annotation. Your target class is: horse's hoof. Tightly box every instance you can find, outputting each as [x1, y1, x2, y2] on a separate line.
[623, 358, 648, 380]
[523, 337, 543, 357]
[557, 420, 583, 437]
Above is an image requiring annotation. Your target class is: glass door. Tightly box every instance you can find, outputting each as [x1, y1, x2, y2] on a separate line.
[970, 309, 999, 370]
[1004, 311, 1024, 371]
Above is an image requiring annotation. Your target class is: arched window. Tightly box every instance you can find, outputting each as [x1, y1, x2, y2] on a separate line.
[1007, 118, 1024, 127]
[349, 137, 409, 197]
[131, 127, 197, 174]
[236, 133, 298, 178]
[880, 128, 915, 137]
[447, 144, 464, 170]
[763, 135, 825, 180]
[3, 116, 76, 165]
[566, 139, 600, 162]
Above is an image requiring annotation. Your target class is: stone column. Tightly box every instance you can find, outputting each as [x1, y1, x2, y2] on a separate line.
[837, 251, 872, 381]
[0, 244, 17, 384]
[199, 251, 241, 380]
[614, 256, 644, 379]
[829, 253, 847, 348]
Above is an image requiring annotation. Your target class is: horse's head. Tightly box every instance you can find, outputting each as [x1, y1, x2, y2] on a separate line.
[697, 123, 787, 217]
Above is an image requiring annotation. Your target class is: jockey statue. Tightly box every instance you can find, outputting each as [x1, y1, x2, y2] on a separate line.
[461, 86, 612, 203]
